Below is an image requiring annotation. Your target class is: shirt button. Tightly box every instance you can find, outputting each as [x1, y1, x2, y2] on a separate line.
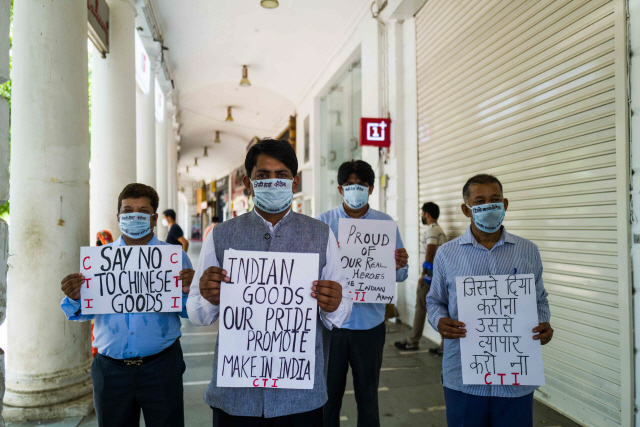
[130, 332, 134, 335]
[129, 352, 132, 355]
[264, 233, 271, 240]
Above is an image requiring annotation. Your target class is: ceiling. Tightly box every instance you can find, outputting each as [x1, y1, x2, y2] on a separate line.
[155, 0, 370, 183]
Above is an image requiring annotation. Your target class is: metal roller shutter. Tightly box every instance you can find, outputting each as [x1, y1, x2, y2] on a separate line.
[414, 1, 631, 426]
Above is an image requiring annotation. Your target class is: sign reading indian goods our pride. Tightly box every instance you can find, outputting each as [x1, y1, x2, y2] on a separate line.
[456, 274, 545, 386]
[338, 218, 397, 304]
[79, 245, 183, 314]
[217, 250, 319, 389]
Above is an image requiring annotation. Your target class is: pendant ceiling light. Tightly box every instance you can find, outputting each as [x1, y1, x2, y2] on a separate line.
[240, 65, 251, 87]
[214, 131, 221, 143]
[226, 106, 234, 122]
[194, 157, 198, 166]
[186, 166, 189, 173]
[203, 147, 209, 157]
[261, 0, 279, 9]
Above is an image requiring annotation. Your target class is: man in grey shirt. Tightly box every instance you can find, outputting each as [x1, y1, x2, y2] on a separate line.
[395, 202, 446, 352]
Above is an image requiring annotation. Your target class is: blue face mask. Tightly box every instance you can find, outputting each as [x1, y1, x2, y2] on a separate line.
[119, 212, 153, 239]
[343, 184, 370, 210]
[251, 179, 294, 214]
[466, 202, 505, 233]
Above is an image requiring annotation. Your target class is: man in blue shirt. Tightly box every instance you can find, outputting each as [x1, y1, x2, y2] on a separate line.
[317, 160, 409, 427]
[60, 183, 194, 427]
[426, 174, 554, 427]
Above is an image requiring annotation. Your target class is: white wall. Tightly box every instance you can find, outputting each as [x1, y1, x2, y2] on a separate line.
[293, 0, 432, 340]
[628, 1, 640, 425]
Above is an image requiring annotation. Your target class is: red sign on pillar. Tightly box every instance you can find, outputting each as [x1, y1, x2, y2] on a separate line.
[359, 118, 391, 147]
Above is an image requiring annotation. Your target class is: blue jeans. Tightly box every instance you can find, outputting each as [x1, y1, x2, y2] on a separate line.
[444, 387, 534, 427]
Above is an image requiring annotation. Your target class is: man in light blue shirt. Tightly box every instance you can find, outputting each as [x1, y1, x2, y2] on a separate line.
[426, 174, 554, 427]
[60, 183, 194, 427]
[317, 160, 408, 427]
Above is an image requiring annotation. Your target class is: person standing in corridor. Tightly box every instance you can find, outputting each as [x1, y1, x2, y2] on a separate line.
[427, 174, 553, 427]
[163, 208, 189, 252]
[60, 183, 195, 427]
[317, 160, 409, 427]
[395, 202, 447, 354]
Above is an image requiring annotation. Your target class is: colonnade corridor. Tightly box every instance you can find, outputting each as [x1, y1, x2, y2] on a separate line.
[4, 240, 580, 427]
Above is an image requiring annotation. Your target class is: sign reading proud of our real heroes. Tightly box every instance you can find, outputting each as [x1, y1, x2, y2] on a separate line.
[218, 250, 319, 390]
[338, 218, 397, 304]
[79, 245, 183, 314]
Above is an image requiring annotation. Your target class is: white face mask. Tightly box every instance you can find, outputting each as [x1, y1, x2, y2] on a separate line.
[161, 218, 169, 227]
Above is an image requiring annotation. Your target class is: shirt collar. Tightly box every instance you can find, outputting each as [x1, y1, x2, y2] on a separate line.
[252, 208, 291, 230]
[338, 203, 372, 219]
[114, 233, 160, 246]
[459, 226, 514, 249]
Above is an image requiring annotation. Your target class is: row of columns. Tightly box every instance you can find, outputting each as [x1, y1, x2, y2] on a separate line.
[5, 0, 180, 418]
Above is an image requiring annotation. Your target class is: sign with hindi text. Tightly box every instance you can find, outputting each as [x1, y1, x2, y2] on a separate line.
[79, 245, 183, 314]
[217, 249, 319, 389]
[456, 274, 545, 386]
[338, 218, 396, 304]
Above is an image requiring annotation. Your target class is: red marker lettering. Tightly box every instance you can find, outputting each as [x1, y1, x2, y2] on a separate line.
[360, 292, 366, 302]
[484, 373, 492, 385]
[171, 253, 178, 264]
[174, 276, 180, 288]
[85, 278, 92, 288]
[82, 256, 91, 270]
[171, 297, 180, 308]
[497, 373, 506, 385]
[253, 379, 259, 387]
[263, 378, 268, 387]
[84, 299, 93, 309]
[512, 373, 520, 385]
[354, 292, 360, 301]
[272, 379, 278, 388]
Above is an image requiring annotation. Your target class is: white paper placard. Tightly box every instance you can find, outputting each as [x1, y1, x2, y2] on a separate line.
[79, 245, 183, 314]
[338, 218, 397, 304]
[217, 250, 319, 389]
[456, 274, 545, 386]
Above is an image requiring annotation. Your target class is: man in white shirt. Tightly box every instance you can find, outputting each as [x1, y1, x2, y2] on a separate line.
[187, 139, 352, 427]
[395, 202, 447, 352]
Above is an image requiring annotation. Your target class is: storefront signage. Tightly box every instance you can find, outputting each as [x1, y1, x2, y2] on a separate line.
[88, 0, 110, 55]
[135, 32, 151, 94]
[359, 118, 391, 148]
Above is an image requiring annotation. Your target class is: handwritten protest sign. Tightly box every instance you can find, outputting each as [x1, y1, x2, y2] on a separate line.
[217, 250, 319, 389]
[79, 245, 183, 314]
[338, 218, 397, 304]
[456, 274, 545, 386]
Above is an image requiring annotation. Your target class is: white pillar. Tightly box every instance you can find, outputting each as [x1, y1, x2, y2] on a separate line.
[136, 62, 156, 187]
[5, 0, 92, 417]
[0, 0, 10, 421]
[90, 0, 137, 241]
[155, 98, 168, 240]
[167, 133, 177, 211]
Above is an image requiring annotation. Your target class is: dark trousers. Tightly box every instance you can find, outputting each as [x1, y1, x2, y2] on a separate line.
[91, 341, 186, 427]
[212, 406, 323, 427]
[323, 322, 386, 427]
[444, 387, 534, 427]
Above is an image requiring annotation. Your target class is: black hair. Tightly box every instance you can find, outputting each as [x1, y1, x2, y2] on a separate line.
[462, 174, 503, 202]
[422, 202, 440, 220]
[163, 209, 176, 220]
[212, 216, 220, 223]
[118, 183, 159, 213]
[245, 139, 298, 177]
[337, 160, 375, 187]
